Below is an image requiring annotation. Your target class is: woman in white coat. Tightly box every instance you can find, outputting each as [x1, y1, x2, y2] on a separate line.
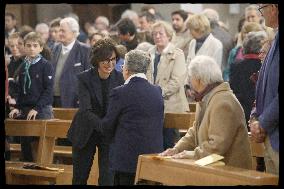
[146, 20, 189, 150]
[186, 14, 223, 68]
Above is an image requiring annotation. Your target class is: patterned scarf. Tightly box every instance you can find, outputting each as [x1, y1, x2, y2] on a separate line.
[23, 54, 42, 94]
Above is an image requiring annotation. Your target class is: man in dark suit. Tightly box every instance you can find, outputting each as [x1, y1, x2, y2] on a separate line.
[67, 38, 124, 185]
[98, 49, 164, 185]
[51, 17, 91, 108]
[249, 4, 278, 175]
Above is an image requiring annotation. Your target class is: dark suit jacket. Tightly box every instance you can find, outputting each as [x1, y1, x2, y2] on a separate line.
[51, 40, 91, 107]
[229, 58, 261, 122]
[101, 77, 164, 173]
[67, 67, 124, 149]
[254, 32, 279, 151]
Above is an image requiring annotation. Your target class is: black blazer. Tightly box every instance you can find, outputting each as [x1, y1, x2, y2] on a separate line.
[67, 67, 124, 149]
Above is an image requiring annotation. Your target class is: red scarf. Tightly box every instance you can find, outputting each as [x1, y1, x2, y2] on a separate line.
[243, 53, 260, 60]
[191, 82, 222, 102]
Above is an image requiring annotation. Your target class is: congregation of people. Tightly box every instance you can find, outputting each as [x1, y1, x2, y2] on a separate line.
[4, 4, 278, 185]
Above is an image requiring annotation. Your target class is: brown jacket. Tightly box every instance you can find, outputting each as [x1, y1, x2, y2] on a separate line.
[174, 82, 252, 169]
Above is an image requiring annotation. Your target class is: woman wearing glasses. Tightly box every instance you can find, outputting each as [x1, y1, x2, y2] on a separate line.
[67, 38, 124, 185]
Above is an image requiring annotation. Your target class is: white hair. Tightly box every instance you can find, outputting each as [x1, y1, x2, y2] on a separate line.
[135, 42, 154, 52]
[245, 4, 261, 17]
[35, 23, 49, 32]
[121, 9, 138, 20]
[95, 16, 109, 27]
[202, 8, 219, 22]
[187, 55, 223, 86]
[60, 17, 80, 37]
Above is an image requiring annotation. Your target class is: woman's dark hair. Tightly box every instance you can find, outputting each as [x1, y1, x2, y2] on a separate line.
[90, 38, 119, 66]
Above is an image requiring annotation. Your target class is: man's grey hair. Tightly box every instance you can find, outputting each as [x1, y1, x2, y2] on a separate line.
[60, 17, 80, 37]
[187, 55, 223, 86]
[95, 16, 109, 27]
[35, 23, 49, 33]
[245, 4, 262, 17]
[243, 31, 268, 54]
[121, 9, 139, 20]
[124, 49, 151, 74]
[202, 8, 219, 22]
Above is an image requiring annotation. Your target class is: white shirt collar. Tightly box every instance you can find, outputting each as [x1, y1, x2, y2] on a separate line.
[8, 28, 16, 36]
[124, 73, 148, 85]
[62, 40, 76, 54]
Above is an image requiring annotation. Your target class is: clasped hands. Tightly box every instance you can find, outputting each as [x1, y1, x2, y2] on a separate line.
[9, 108, 38, 120]
[249, 119, 266, 143]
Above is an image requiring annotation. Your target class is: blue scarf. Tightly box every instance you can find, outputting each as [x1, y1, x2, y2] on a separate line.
[23, 54, 42, 94]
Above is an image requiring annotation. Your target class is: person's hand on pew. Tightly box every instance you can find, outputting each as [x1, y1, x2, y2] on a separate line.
[159, 148, 179, 157]
[27, 109, 38, 120]
[172, 150, 194, 159]
[9, 108, 20, 119]
[249, 120, 266, 143]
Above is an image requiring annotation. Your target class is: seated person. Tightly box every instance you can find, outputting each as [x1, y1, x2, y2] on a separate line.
[160, 55, 252, 169]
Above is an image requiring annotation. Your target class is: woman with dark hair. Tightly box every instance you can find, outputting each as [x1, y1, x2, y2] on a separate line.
[67, 38, 124, 185]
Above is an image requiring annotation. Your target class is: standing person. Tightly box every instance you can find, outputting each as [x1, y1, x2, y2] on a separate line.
[229, 31, 267, 125]
[8, 32, 54, 162]
[202, 8, 234, 80]
[146, 21, 189, 150]
[67, 38, 124, 185]
[170, 9, 192, 59]
[186, 14, 223, 68]
[51, 17, 91, 108]
[160, 55, 252, 170]
[249, 4, 279, 175]
[94, 50, 164, 185]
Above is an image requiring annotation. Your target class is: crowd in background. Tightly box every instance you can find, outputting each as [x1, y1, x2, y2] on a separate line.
[4, 4, 278, 185]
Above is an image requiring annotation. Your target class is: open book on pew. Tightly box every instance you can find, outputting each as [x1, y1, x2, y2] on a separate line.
[22, 163, 64, 172]
[195, 154, 225, 166]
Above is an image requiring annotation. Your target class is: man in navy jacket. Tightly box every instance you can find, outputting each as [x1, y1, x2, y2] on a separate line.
[250, 4, 278, 174]
[97, 49, 164, 185]
[51, 17, 91, 108]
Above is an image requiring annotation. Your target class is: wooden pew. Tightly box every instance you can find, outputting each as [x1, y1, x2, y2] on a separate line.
[5, 119, 99, 185]
[52, 108, 78, 120]
[44, 119, 99, 185]
[6, 161, 72, 185]
[134, 154, 278, 186]
[164, 112, 195, 130]
[5, 119, 47, 164]
[188, 103, 196, 112]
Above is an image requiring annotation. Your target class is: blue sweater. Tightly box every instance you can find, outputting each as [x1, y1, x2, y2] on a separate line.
[15, 57, 54, 112]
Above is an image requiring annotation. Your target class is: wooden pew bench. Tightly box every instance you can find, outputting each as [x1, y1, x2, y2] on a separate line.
[6, 161, 73, 185]
[5, 119, 99, 185]
[164, 112, 195, 130]
[52, 108, 78, 120]
[134, 154, 278, 186]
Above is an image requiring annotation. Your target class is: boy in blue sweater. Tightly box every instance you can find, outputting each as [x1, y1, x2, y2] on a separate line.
[9, 32, 54, 162]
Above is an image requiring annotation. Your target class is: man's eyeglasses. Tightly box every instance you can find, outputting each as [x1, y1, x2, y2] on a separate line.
[101, 57, 117, 65]
[258, 4, 270, 15]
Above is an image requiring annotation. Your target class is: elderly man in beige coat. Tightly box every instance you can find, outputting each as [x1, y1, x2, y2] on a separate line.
[146, 20, 189, 150]
[160, 55, 252, 169]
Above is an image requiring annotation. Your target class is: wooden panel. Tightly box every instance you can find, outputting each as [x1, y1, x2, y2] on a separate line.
[248, 134, 265, 157]
[135, 154, 278, 186]
[45, 120, 72, 138]
[164, 112, 195, 129]
[5, 119, 46, 136]
[52, 108, 78, 120]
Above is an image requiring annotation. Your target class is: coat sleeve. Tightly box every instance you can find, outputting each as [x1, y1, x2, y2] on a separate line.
[174, 121, 197, 152]
[162, 50, 187, 98]
[34, 61, 54, 112]
[101, 88, 123, 139]
[77, 76, 101, 129]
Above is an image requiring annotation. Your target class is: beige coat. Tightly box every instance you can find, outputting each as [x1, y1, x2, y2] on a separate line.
[146, 43, 189, 113]
[174, 82, 252, 169]
[171, 28, 193, 59]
